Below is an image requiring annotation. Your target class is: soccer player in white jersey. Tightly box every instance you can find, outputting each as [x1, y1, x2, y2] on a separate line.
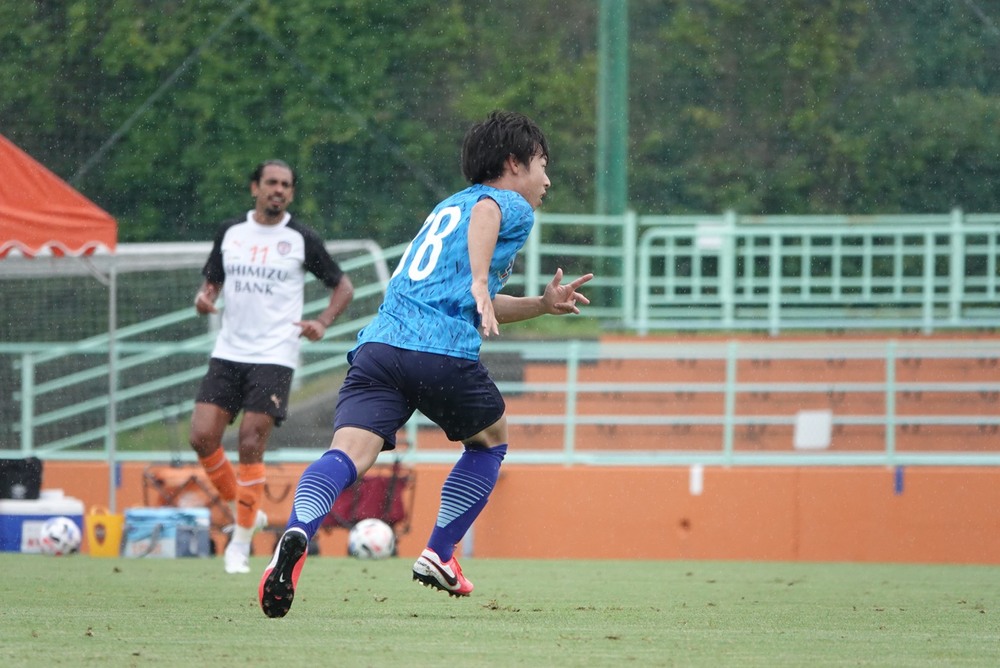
[189, 160, 354, 574]
[259, 112, 593, 617]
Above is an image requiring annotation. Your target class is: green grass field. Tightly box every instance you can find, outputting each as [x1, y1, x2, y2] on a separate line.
[1, 553, 996, 667]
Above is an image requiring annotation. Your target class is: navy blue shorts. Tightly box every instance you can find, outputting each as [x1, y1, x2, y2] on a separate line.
[195, 358, 293, 426]
[334, 342, 505, 450]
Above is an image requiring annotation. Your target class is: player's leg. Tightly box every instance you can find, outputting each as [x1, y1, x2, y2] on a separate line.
[222, 411, 273, 573]
[411, 356, 508, 596]
[284, 430, 383, 539]
[259, 430, 384, 618]
[190, 360, 241, 513]
[413, 423, 507, 597]
[225, 364, 291, 574]
[427, 423, 507, 563]
[260, 343, 409, 617]
[190, 402, 237, 497]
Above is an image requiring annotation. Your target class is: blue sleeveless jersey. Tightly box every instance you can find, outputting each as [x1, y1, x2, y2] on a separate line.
[355, 184, 534, 360]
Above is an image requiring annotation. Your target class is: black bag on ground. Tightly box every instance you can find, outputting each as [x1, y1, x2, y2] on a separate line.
[0, 457, 43, 500]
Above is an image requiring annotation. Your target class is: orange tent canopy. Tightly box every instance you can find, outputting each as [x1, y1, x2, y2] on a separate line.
[0, 133, 117, 258]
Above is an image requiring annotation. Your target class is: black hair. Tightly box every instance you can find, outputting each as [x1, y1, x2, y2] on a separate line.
[250, 159, 296, 187]
[461, 111, 549, 184]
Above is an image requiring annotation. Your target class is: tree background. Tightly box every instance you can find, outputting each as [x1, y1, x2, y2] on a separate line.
[2, 0, 999, 246]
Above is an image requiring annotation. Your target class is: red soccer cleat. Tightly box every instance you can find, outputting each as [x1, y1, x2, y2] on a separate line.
[412, 548, 474, 597]
[259, 528, 308, 618]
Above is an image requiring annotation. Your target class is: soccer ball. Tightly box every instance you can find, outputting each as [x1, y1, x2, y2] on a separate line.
[38, 516, 82, 556]
[348, 518, 396, 560]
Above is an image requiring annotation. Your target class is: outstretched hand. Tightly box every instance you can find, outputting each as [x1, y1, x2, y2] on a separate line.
[479, 268, 595, 337]
[543, 268, 594, 315]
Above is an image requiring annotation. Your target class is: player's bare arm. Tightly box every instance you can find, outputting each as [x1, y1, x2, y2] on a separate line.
[468, 198, 502, 336]
[295, 275, 355, 341]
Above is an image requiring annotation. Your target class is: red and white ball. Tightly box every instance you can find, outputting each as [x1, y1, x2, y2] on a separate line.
[348, 518, 396, 560]
[38, 516, 82, 555]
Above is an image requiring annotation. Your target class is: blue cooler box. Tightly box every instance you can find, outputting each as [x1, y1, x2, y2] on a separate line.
[0, 496, 85, 553]
[122, 507, 211, 558]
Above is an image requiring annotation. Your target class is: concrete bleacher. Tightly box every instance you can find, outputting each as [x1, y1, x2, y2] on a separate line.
[490, 334, 1000, 457]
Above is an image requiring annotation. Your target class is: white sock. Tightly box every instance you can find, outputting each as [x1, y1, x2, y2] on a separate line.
[232, 525, 254, 544]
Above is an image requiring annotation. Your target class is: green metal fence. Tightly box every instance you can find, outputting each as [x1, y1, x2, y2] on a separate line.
[0, 240, 395, 460]
[526, 208, 1000, 333]
[400, 338, 1000, 467]
[3, 211, 1000, 465]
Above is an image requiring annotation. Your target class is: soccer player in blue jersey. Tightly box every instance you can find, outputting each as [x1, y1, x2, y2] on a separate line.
[259, 111, 593, 618]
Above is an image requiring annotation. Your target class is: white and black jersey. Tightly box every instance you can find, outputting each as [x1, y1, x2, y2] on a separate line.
[201, 211, 345, 369]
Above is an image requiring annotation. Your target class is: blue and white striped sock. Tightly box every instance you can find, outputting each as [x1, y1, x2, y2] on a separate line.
[427, 443, 507, 562]
[286, 449, 357, 538]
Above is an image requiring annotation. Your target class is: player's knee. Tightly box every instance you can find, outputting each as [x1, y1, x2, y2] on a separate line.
[464, 416, 507, 449]
[235, 438, 266, 461]
[331, 429, 383, 474]
[188, 426, 215, 453]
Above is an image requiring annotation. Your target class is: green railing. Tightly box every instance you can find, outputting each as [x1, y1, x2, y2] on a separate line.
[1, 240, 398, 458]
[396, 338, 1000, 467]
[10, 337, 1000, 467]
[4, 212, 1000, 465]
[527, 208, 1000, 333]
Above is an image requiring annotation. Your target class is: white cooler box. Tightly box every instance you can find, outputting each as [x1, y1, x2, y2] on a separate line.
[0, 493, 85, 553]
[122, 507, 211, 558]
